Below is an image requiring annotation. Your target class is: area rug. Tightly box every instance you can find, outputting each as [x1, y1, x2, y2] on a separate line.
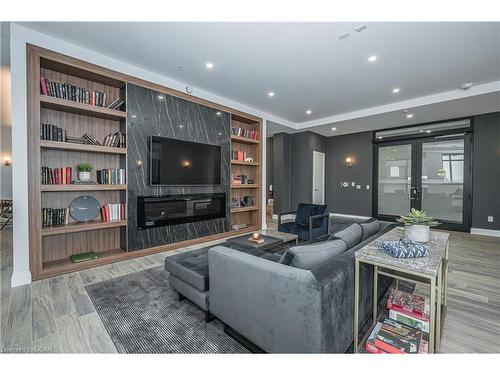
[85, 265, 248, 353]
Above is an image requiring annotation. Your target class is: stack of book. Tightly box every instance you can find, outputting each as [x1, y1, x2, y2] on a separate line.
[40, 123, 66, 142]
[365, 318, 428, 354]
[231, 174, 248, 185]
[231, 150, 251, 161]
[40, 78, 110, 107]
[41, 208, 69, 227]
[100, 203, 126, 222]
[41, 166, 72, 185]
[96, 169, 126, 185]
[102, 132, 126, 148]
[387, 288, 430, 333]
[231, 127, 258, 140]
[82, 133, 101, 146]
[66, 135, 90, 145]
[107, 98, 124, 110]
[230, 195, 255, 208]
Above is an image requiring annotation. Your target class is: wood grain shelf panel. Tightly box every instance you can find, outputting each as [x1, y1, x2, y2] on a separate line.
[40, 95, 127, 121]
[230, 206, 259, 213]
[230, 160, 260, 166]
[42, 220, 127, 236]
[41, 248, 125, 275]
[41, 184, 127, 192]
[40, 140, 127, 154]
[231, 184, 260, 189]
[230, 135, 260, 145]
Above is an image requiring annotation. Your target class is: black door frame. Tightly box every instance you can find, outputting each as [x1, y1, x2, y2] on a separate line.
[372, 119, 473, 232]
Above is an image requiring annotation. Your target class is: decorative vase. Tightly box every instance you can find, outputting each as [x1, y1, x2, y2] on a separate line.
[79, 171, 91, 182]
[404, 224, 430, 243]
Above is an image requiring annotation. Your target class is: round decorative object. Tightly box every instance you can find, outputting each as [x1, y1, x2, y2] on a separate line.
[252, 232, 261, 240]
[69, 196, 100, 222]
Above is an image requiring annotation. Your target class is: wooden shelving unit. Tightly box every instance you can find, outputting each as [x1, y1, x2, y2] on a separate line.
[40, 95, 127, 120]
[40, 140, 127, 154]
[42, 220, 127, 236]
[230, 114, 263, 231]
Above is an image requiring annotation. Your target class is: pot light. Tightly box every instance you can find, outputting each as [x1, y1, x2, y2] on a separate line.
[205, 62, 214, 69]
[406, 113, 414, 119]
[306, 110, 312, 115]
[331, 127, 337, 131]
[368, 55, 377, 62]
[268, 91, 275, 97]
[392, 88, 400, 94]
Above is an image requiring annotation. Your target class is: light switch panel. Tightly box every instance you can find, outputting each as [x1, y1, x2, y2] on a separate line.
[366, 185, 370, 190]
[351, 182, 356, 187]
[356, 185, 361, 190]
[488, 216, 494, 222]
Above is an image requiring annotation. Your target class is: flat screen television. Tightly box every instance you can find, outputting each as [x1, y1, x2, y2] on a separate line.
[150, 136, 222, 186]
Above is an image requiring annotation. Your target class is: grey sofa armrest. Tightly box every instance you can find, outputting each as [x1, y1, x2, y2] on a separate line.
[278, 210, 297, 225]
[208, 246, 323, 353]
[308, 213, 330, 240]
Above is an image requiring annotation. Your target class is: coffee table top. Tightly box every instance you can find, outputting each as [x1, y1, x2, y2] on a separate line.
[226, 234, 284, 251]
[260, 228, 298, 244]
[355, 227, 449, 277]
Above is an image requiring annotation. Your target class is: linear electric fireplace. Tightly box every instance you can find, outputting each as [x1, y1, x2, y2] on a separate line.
[137, 193, 226, 229]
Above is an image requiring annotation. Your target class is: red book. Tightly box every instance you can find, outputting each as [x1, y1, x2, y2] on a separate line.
[59, 168, 63, 185]
[120, 203, 125, 220]
[54, 168, 59, 184]
[365, 342, 388, 354]
[374, 339, 407, 354]
[66, 167, 72, 184]
[62, 168, 66, 185]
[100, 206, 105, 222]
[40, 78, 48, 95]
[105, 206, 110, 222]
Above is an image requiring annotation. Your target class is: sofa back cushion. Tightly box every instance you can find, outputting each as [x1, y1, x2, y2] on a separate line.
[295, 203, 327, 226]
[360, 219, 380, 241]
[329, 223, 362, 249]
[279, 239, 347, 270]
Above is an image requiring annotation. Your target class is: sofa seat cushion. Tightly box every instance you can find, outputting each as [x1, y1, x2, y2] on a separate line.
[360, 219, 380, 241]
[164, 248, 210, 291]
[279, 239, 347, 270]
[329, 223, 363, 249]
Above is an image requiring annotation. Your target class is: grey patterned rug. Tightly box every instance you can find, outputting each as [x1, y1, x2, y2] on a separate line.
[85, 266, 248, 353]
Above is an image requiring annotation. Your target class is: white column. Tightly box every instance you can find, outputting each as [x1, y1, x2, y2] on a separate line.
[261, 119, 267, 229]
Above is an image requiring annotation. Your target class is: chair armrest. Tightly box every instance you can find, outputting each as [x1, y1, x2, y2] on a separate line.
[308, 213, 330, 240]
[278, 210, 297, 225]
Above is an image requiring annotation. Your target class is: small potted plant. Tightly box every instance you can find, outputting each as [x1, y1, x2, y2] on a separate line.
[77, 163, 92, 182]
[397, 208, 440, 243]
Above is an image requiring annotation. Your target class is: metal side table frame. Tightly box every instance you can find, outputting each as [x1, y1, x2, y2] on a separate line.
[354, 229, 449, 354]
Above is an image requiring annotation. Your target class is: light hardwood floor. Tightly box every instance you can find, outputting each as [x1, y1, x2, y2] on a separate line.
[1, 226, 499, 353]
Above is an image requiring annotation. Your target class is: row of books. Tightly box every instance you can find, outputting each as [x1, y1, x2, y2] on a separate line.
[231, 150, 252, 161]
[40, 78, 111, 107]
[232, 174, 254, 185]
[41, 208, 69, 227]
[40, 123, 66, 142]
[230, 195, 255, 208]
[96, 169, 126, 185]
[100, 203, 126, 222]
[101, 132, 126, 148]
[41, 166, 72, 185]
[231, 127, 258, 140]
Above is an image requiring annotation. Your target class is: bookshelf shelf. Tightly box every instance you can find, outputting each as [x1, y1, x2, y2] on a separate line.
[41, 220, 127, 236]
[231, 135, 260, 145]
[230, 160, 260, 166]
[230, 206, 259, 213]
[231, 184, 260, 189]
[40, 140, 127, 154]
[41, 184, 127, 192]
[40, 95, 127, 121]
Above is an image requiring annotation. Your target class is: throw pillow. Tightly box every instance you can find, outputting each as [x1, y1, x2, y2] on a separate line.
[279, 239, 347, 270]
[329, 223, 362, 249]
[360, 218, 380, 241]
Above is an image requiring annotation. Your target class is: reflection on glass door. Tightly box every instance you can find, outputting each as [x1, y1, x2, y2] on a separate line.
[421, 139, 464, 223]
[377, 144, 413, 217]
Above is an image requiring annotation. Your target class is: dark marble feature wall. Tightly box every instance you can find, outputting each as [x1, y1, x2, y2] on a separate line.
[126, 84, 231, 251]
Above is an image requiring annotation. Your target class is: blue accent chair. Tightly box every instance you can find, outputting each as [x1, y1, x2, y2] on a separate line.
[278, 203, 329, 241]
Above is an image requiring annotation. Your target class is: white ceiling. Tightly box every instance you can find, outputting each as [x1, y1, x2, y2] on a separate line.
[19, 22, 500, 135]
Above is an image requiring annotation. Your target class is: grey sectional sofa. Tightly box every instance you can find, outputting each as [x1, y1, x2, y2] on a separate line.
[208, 217, 396, 353]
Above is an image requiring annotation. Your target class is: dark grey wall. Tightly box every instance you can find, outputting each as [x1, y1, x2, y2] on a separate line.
[472, 112, 500, 230]
[271, 131, 326, 213]
[325, 131, 373, 216]
[266, 137, 273, 203]
[126, 83, 231, 251]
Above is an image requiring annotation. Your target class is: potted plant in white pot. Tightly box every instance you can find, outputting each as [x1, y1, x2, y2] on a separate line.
[397, 208, 440, 243]
[77, 163, 92, 182]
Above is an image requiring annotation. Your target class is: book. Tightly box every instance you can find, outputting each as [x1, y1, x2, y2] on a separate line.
[387, 288, 430, 321]
[389, 309, 430, 333]
[70, 252, 98, 263]
[365, 322, 388, 354]
[373, 318, 422, 354]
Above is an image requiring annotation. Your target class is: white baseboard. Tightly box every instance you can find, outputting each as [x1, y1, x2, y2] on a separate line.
[329, 212, 371, 220]
[470, 228, 500, 238]
[10, 271, 32, 287]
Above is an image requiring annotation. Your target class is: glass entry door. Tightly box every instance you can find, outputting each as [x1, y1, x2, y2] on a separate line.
[375, 135, 471, 232]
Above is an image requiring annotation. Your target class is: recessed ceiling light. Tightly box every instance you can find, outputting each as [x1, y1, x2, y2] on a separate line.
[402, 109, 410, 113]
[331, 127, 337, 131]
[205, 62, 214, 69]
[216, 111, 222, 116]
[355, 24, 368, 33]
[406, 113, 414, 119]
[338, 32, 350, 40]
[368, 55, 377, 62]
[268, 91, 275, 97]
[392, 88, 400, 94]
[306, 110, 312, 115]
[158, 95, 164, 100]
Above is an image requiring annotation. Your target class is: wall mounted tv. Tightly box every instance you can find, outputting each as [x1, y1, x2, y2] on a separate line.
[150, 136, 222, 186]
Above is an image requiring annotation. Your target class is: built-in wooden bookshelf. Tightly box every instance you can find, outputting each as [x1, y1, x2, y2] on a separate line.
[230, 114, 263, 231]
[27, 45, 264, 280]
